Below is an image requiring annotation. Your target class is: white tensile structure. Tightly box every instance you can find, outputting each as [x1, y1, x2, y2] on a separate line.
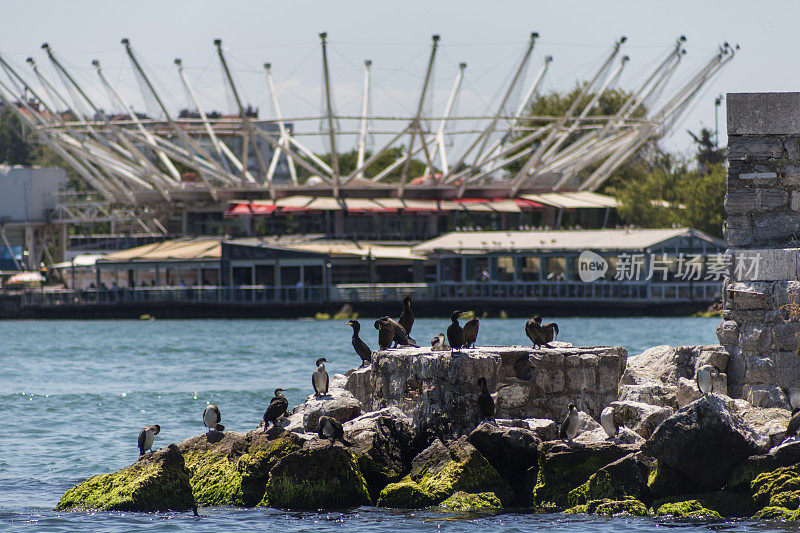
[0, 33, 735, 231]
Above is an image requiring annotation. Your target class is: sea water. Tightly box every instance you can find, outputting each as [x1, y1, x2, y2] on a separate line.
[0, 317, 783, 532]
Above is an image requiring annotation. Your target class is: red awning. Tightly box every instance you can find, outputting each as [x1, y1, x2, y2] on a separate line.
[224, 202, 278, 218]
[513, 198, 545, 208]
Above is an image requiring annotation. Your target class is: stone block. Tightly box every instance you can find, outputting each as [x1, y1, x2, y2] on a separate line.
[731, 249, 797, 281]
[726, 215, 751, 230]
[774, 280, 800, 311]
[727, 93, 800, 136]
[726, 281, 772, 308]
[744, 384, 790, 409]
[739, 172, 778, 186]
[716, 320, 739, 346]
[775, 351, 800, 389]
[753, 214, 800, 244]
[745, 356, 776, 384]
[727, 135, 784, 159]
[773, 322, 800, 351]
[793, 192, 800, 211]
[724, 190, 755, 215]
[780, 164, 800, 186]
[758, 189, 790, 210]
[724, 226, 752, 247]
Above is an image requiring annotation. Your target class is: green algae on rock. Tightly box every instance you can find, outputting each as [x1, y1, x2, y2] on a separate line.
[567, 452, 653, 508]
[55, 444, 194, 512]
[533, 440, 637, 509]
[655, 500, 723, 520]
[565, 498, 649, 517]
[439, 491, 501, 511]
[754, 506, 800, 520]
[752, 464, 800, 511]
[376, 476, 436, 508]
[263, 443, 370, 509]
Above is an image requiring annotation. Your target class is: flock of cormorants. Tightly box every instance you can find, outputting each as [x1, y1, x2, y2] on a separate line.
[140, 295, 800, 458]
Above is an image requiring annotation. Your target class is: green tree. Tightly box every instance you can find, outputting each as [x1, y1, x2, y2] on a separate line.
[0, 105, 33, 165]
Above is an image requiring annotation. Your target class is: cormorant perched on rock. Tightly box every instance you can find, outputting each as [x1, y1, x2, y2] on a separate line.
[375, 319, 394, 350]
[137, 424, 160, 456]
[696, 364, 719, 395]
[399, 295, 414, 335]
[374, 316, 418, 347]
[431, 333, 450, 351]
[525, 315, 544, 347]
[600, 406, 624, 439]
[346, 320, 372, 366]
[313, 357, 329, 396]
[477, 377, 495, 422]
[203, 405, 224, 434]
[318, 415, 350, 448]
[784, 408, 800, 442]
[447, 310, 465, 354]
[263, 388, 289, 430]
[463, 317, 479, 349]
[560, 404, 580, 441]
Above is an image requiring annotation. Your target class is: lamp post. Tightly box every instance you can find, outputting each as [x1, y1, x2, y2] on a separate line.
[714, 95, 723, 148]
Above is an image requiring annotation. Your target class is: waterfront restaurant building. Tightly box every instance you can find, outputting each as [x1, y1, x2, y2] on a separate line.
[45, 227, 725, 310]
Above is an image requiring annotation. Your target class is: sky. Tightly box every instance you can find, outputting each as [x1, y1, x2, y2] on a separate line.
[0, 0, 792, 156]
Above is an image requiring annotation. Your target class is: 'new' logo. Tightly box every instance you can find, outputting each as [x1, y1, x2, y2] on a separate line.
[577, 251, 608, 282]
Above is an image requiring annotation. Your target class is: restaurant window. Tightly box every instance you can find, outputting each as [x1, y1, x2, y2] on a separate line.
[254, 264, 275, 286]
[544, 256, 566, 281]
[304, 265, 324, 286]
[440, 258, 463, 282]
[232, 266, 253, 286]
[517, 256, 540, 281]
[495, 256, 515, 282]
[465, 257, 490, 282]
[281, 266, 301, 286]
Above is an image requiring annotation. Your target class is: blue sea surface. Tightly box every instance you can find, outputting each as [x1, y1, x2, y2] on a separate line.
[1, 317, 784, 532]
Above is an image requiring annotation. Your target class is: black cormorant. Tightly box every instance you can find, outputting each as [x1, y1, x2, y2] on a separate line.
[560, 404, 579, 441]
[375, 316, 418, 347]
[346, 320, 372, 366]
[525, 315, 548, 348]
[447, 310, 465, 354]
[138, 424, 160, 456]
[463, 317, 479, 349]
[318, 415, 350, 448]
[263, 388, 289, 429]
[399, 295, 414, 335]
[203, 404, 224, 434]
[313, 357, 329, 396]
[477, 377, 495, 422]
[375, 319, 394, 350]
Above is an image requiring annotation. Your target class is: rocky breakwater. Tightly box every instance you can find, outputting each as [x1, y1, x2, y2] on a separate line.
[344, 344, 627, 437]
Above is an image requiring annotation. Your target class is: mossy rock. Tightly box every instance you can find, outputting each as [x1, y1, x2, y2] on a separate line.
[646, 458, 695, 497]
[377, 476, 436, 508]
[565, 498, 649, 517]
[439, 491, 501, 512]
[567, 452, 652, 508]
[652, 491, 755, 518]
[726, 454, 774, 492]
[532, 441, 636, 509]
[264, 444, 370, 509]
[752, 464, 800, 510]
[238, 432, 303, 506]
[411, 437, 512, 506]
[655, 500, 723, 520]
[754, 506, 800, 520]
[55, 444, 194, 512]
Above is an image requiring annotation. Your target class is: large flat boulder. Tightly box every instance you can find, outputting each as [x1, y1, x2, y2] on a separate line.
[611, 400, 673, 439]
[55, 444, 194, 512]
[285, 388, 362, 434]
[567, 451, 654, 507]
[644, 395, 763, 494]
[346, 345, 626, 436]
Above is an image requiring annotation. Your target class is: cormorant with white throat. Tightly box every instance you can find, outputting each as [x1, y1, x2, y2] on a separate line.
[560, 404, 580, 441]
[318, 415, 350, 448]
[313, 357, 329, 396]
[138, 424, 160, 456]
[477, 377, 495, 423]
[600, 406, 624, 439]
[431, 333, 450, 351]
[203, 405, 224, 434]
[696, 364, 719, 395]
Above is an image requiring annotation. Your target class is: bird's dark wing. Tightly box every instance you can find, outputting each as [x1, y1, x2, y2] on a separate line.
[788, 413, 800, 438]
[215, 406, 221, 423]
[559, 415, 569, 439]
[323, 372, 329, 394]
[313, 375, 319, 395]
[355, 337, 372, 361]
[613, 411, 625, 431]
[138, 428, 146, 451]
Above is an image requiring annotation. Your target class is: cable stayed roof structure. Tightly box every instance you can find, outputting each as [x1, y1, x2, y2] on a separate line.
[0, 33, 735, 216]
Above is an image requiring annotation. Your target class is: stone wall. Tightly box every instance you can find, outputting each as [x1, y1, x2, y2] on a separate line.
[718, 93, 800, 409]
[344, 344, 627, 436]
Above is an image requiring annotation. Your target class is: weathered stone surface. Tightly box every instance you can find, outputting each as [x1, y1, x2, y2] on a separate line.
[346, 345, 626, 437]
[610, 400, 673, 439]
[55, 444, 194, 512]
[727, 93, 800, 136]
[286, 388, 362, 434]
[497, 418, 558, 442]
[343, 366, 372, 407]
[644, 395, 763, 493]
[565, 498, 650, 516]
[468, 421, 540, 505]
[264, 442, 370, 509]
[676, 375, 728, 408]
[654, 500, 722, 520]
[344, 407, 417, 501]
[744, 383, 790, 410]
[532, 440, 639, 509]
[618, 383, 677, 408]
